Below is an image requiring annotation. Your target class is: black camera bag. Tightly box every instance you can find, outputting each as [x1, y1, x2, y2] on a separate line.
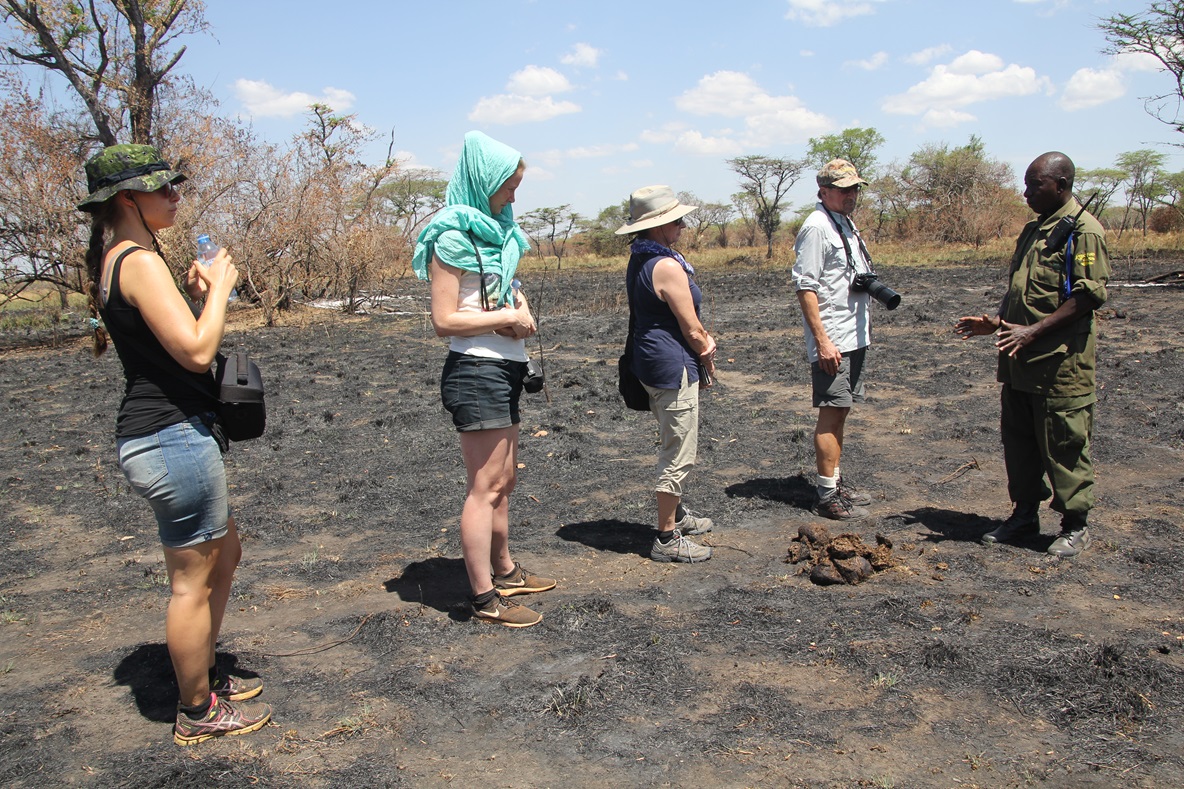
[215, 351, 266, 441]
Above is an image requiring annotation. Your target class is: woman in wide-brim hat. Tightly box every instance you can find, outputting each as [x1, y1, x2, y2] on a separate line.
[79, 143, 271, 744]
[619, 185, 718, 564]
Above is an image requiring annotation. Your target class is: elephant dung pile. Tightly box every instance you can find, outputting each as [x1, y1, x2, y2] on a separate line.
[785, 523, 896, 585]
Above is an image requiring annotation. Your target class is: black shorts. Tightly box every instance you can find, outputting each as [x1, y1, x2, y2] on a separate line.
[440, 351, 525, 431]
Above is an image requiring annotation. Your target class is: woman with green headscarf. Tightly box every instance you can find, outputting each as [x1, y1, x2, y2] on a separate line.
[413, 131, 556, 628]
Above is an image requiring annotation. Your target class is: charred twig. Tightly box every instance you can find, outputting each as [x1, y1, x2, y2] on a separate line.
[263, 613, 373, 657]
[935, 457, 980, 485]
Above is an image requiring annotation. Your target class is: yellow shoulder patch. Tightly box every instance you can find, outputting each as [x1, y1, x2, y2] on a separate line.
[1074, 251, 1096, 266]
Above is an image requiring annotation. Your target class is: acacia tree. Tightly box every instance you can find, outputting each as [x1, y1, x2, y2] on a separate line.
[577, 202, 629, 258]
[1076, 167, 1127, 221]
[696, 201, 734, 248]
[1, 0, 206, 145]
[1116, 149, 1167, 235]
[730, 191, 760, 248]
[727, 154, 803, 258]
[1099, 2, 1184, 136]
[805, 127, 886, 179]
[520, 205, 579, 269]
[375, 169, 446, 246]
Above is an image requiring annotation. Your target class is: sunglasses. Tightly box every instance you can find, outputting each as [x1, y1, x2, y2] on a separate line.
[151, 182, 180, 199]
[827, 185, 861, 194]
[674, 217, 687, 228]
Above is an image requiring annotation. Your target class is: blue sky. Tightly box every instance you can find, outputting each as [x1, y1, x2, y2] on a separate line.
[182, 0, 1182, 218]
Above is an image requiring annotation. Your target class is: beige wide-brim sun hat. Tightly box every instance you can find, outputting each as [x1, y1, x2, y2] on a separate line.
[614, 185, 698, 235]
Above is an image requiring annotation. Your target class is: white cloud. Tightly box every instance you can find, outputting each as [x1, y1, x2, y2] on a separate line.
[565, 143, 640, 159]
[947, 50, 1004, 75]
[921, 108, 977, 127]
[1114, 51, 1163, 73]
[469, 94, 581, 125]
[1057, 52, 1161, 111]
[233, 79, 355, 118]
[506, 66, 573, 96]
[561, 43, 601, 68]
[675, 71, 831, 147]
[846, 52, 889, 71]
[1059, 67, 1126, 111]
[785, 0, 882, 27]
[674, 131, 743, 156]
[528, 143, 639, 169]
[905, 44, 952, 66]
[614, 70, 629, 81]
[469, 64, 582, 125]
[882, 50, 1051, 122]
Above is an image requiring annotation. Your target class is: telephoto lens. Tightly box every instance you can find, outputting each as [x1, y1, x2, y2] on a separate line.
[863, 277, 901, 310]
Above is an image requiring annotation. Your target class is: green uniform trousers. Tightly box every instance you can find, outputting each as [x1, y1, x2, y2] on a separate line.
[1000, 384, 1095, 520]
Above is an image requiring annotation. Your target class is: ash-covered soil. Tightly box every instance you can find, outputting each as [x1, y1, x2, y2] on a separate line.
[2, 257, 1183, 788]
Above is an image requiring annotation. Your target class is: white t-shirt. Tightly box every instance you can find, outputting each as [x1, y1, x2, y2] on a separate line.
[448, 269, 528, 361]
[791, 203, 872, 363]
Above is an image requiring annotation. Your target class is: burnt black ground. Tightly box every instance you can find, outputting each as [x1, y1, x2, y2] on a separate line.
[2, 258, 1183, 788]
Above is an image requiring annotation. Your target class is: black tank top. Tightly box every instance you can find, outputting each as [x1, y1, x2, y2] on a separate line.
[99, 246, 217, 438]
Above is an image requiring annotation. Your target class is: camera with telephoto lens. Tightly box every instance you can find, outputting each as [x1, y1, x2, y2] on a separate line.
[852, 272, 901, 310]
[523, 358, 545, 393]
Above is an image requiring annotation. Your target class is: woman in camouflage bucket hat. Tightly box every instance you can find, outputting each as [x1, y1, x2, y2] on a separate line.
[79, 144, 272, 744]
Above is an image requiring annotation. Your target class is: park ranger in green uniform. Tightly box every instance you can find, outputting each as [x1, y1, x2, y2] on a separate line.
[956, 151, 1109, 558]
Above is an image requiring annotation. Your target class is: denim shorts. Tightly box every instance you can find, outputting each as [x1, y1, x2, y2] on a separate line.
[440, 351, 525, 432]
[117, 415, 230, 548]
[811, 347, 868, 408]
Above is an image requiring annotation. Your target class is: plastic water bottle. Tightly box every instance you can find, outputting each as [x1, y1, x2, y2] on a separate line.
[196, 233, 237, 302]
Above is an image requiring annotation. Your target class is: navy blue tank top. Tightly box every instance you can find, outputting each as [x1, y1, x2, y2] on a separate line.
[626, 250, 702, 389]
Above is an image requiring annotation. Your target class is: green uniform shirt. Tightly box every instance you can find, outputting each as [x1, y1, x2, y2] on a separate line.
[997, 197, 1110, 400]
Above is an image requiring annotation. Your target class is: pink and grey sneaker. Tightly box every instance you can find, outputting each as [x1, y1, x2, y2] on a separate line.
[173, 693, 272, 746]
[210, 673, 264, 702]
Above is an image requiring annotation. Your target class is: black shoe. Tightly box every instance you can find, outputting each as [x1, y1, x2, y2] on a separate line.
[982, 503, 1040, 545]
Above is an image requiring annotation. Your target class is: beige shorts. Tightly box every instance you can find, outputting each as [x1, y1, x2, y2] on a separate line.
[643, 366, 699, 497]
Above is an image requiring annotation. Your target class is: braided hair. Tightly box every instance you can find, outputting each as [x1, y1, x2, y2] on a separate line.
[84, 201, 115, 357]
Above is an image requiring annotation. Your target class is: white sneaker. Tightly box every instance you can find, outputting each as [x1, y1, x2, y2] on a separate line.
[650, 530, 712, 563]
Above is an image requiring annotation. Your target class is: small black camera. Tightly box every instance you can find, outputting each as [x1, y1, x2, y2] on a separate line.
[852, 272, 901, 310]
[523, 359, 545, 393]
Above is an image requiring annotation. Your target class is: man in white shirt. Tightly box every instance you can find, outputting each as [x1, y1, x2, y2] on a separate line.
[791, 159, 875, 520]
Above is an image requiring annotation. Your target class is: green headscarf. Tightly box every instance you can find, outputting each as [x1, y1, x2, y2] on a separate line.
[411, 131, 530, 307]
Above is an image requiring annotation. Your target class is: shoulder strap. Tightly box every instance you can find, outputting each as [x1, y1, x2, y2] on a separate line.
[103, 245, 148, 307]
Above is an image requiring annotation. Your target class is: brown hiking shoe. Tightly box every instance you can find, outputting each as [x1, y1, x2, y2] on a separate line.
[493, 562, 557, 597]
[470, 592, 543, 628]
[837, 476, 872, 507]
[813, 491, 869, 521]
[173, 694, 272, 746]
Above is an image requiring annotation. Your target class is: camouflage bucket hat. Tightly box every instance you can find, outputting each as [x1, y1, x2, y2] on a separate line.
[816, 159, 868, 189]
[77, 143, 186, 212]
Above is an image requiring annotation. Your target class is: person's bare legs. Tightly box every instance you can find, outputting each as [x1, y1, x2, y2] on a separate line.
[814, 405, 849, 478]
[656, 491, 680, 532]
[205, 516, 241, 670]
[458, 425, 519, 595]
[164, 538, 224, 707]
